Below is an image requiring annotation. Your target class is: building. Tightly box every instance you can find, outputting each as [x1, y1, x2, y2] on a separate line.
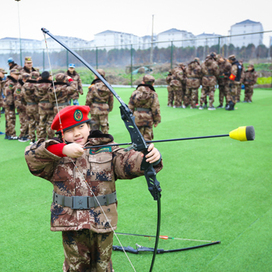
[0, 37, 42, 54]
[93, 30, 142, 51]
[195, 33, 222, 48]
[156, 28, 195, 48]
[229, 19, 263, 48]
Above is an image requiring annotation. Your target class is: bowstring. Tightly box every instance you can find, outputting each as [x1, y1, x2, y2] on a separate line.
[42, 34, 136, 272]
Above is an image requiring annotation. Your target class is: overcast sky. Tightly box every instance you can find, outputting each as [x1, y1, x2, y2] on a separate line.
[1, 0, 271, 44]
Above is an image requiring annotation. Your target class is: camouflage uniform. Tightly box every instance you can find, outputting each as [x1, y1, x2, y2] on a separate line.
[35, 76, 55, 140]
[14, 77, 29, 139]
[166, 70, 174, 107]
[217, 57, 232, 108]
[236, 61, 245, 102]
[65, 68, 83, 105]
[170, 64, 186, 108]
[243, 65, 258, 102]
[3, 74, 19, 138]
[22, 72, 40, 142]
[227, 55, 243, 110]
[49, 73, 77, 115]
[86, 78, 114, 134]
[24, 130, 163, 272]
[200, 55, 219, 109]
[0, 68, 7, 131]
[128, 76, 161, 141]
[184, 59, 202, 108]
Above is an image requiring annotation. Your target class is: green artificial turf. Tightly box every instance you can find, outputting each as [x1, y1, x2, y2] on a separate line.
[0, 87, 271, 272]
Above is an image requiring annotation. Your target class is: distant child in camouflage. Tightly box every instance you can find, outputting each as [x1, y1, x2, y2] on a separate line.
[35, 71, 55, 140]
[65, 63, 83, 105]
[166, 70, 174, 107]
[21, 71, 40, 143]
[128, 74, 161, 140]
[216, 55, 232, 108]
[24, 105, 162, 272]
[85, 69, 114, 134]
[243, 64, 258, 102]
[184, 58, 202, 109]
[15, 73, 30, 142]
[49, 73, 77, 115]
[3, 69, 21, 139]
[199, 53, 219, 110]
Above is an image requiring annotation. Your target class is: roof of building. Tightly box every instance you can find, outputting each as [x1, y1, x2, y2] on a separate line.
[95, 30, 136, 37]
[233, 19, 261, 26]
[196, 32, 221, 38]
[0, 37, 40, 42]
[158, 28, 187, 35]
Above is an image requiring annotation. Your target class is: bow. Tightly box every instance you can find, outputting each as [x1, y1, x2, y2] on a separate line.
[42, 27, 162, 272]
[113, 232, 220, 254]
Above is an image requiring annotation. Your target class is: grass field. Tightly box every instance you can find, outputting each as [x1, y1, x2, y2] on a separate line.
[1, 87, 272, 272]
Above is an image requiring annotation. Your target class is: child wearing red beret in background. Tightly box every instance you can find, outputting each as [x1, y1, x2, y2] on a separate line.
[24, 105, 162, 272]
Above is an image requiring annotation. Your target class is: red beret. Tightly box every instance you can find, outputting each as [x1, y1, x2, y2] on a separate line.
[51, 106, 91, 132]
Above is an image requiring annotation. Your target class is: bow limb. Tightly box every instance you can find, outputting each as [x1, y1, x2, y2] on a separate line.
[42, 28, 162, 272]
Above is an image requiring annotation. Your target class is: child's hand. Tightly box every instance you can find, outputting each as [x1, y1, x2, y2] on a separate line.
[143, 143, 161, 164]
[62, 143, 84, 158]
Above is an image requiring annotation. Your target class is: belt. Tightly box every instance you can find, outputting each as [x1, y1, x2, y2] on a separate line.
[204, 75, 214, 77]
[187, 77, 199, 80]
[53, 191, 117, 209]
[136, 107, 151, 112]
[94, 100, 107, 104]
[57, 102, 69, 106]
[39, 100, 50, 103]
[27, 102, 37, 105]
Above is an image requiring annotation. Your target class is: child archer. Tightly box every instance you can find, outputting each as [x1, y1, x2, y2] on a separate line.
[24, 105, 162, 272]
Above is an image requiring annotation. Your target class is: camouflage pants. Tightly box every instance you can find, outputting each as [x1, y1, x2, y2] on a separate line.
[4, 105, 16, 137]
[38, 102, 55, 140]
[200, 86, 215, 107]
[236, 83, 242, 102]
[185, 88, 198, 108]
[167, 86, 174, 107]
[17, 108, 28, 137]
[91, 114, 109, 134]
[62, 230, 114, 272]
[26, 104, 39, 142]
[137, 126, 153, 141]
[244, 85, 254, 102]
[218, 84, 229, 105]
[173, 88, 183, 107]
[227, 83, 238, 104]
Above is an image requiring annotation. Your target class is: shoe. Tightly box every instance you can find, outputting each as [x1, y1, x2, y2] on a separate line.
[11, 136, 18, 140]
[18, 136, 29, 142]
[203, 104, 208, 108]
[208, 106, 216, 110]
[173, 106, 176, 108]
[226, 101, 235, 110]
[216, 104, 223, 109]
[243, 100, 248, 103]
[199, 106, 203, 110]
[30, 140, 36, 144]
[4, 135, 11, 140]
[182, 105, 186, 109]
[0, 131, 4, 135]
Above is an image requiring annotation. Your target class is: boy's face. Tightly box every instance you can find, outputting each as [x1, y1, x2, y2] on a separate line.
[63, 123, 90, 146]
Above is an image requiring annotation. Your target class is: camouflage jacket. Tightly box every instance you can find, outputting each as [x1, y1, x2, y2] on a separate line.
[86, 79, 114, 115]
[21, 66, 37, 75]
[9, 63, 22, 71]
[3, 76, 17, 107]
[201, 58, 219, 87]
[185, 61, 202, 88]
[14, 79, 26, 111]
[24, 130, 163, 232]
[243, 69, 258, 85]
[49, 81, 77, 106]
[166, 73, 173, 85]
[35, 79, 54, 115]
[128, 84, 161, 127]
[169, 67, 185, 89]
[217, 59, 232, 85]
[21, 79, 39, 104]
[0, 78, 7, 108]
[65, 70, 83, 99]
